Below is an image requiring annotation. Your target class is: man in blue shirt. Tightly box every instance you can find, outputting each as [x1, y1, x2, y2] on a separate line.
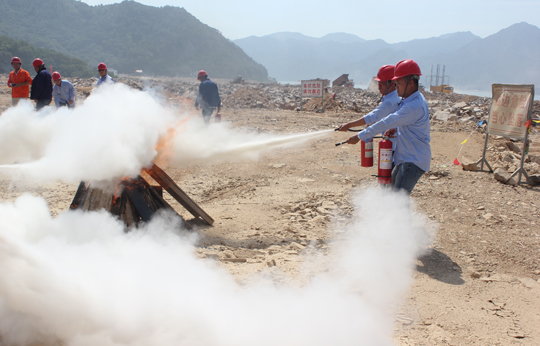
[52, 72, 76, 108]
[97, 62, 115, 87]
[30, 58, 53, 110]
[345, 59, 431, 194]
[337, 65, 400, 150]
[195, 70, 221, 125]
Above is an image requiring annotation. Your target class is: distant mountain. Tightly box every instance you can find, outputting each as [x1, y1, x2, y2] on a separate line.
[235, 30, 480, 84]
[0, 0, 268, 80]
[0, 35, 93, 77]
[234, 33, 389, 81]
[418, 22, 540, 91]
[320, 33, 366, 44]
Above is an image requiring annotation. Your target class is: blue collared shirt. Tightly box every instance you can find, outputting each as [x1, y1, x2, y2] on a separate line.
[363, 90, 400, 149]
[53, 80, 76, 108]
[97, 74, 115, 87]
[363, 90, 400, 124]
[357, 90, 431, 172]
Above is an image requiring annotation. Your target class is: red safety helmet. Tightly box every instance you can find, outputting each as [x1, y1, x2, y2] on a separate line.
[33, 58, 44, 67]
[374, 65, 395, 82]
[98, 62, 107, 70]
[392, 59, 422, 80]
[11, 57, 21, 64]
[197, 70, 207, 79]
[52, 71, 62, 81]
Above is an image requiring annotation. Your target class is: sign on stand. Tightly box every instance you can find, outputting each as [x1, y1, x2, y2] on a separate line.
[478, 84, 535, 184]
[300, 80, 324, 111]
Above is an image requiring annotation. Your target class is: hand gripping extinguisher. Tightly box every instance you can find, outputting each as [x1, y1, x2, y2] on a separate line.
[377, 138, 393, 185]
[360, 139, 373, 167]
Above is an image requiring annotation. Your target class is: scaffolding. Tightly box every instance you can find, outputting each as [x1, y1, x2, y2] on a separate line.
[426, 64, 453, 93]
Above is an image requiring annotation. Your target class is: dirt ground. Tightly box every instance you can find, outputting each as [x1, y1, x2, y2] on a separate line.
[0, 83, 539, 346]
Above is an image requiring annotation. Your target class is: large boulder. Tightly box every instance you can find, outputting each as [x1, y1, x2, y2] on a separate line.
[493, 168, 518, 185]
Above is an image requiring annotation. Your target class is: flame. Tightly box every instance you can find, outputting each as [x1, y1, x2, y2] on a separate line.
[153, 119, 189, 167]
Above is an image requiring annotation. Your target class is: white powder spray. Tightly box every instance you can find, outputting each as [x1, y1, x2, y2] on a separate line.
[0, 85, 431, 345]
[0, 85, 331, 182]
[0, 189, 429, 346]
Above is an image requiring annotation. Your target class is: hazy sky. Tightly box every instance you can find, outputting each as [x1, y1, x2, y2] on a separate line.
[80, 0, 539, 42]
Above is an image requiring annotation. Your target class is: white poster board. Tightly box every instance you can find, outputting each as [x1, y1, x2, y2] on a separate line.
[301, 80, 323, 98]
[487, 84, 533, 140]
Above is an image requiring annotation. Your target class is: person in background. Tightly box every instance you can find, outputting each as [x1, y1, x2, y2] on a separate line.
[52, 71, 76, 108]
[97, 62, 115, 86]
[195, 70, 221, 124]
[337, 64, 400, 153]
[7, 57, 33, 106]
[30, 58, 53, 110]
[344, 59, 431, 194]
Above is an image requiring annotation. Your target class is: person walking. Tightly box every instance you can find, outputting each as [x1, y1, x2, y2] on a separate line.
[96, 62, 115, 86]
[30, 58, 53, 110]
[7, 57, 33, 106]
[52, 72, 76, 108]
[195, 70, 221, 124]
[345, 59, 431, 194]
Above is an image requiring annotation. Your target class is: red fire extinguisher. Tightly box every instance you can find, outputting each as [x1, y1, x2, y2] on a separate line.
[378, 139, 393, 185]
[360, 139, 373, 167]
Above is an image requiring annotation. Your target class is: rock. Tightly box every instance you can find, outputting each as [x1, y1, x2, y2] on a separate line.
[505, 141, 522, 153]
[321, 201, 337, 209]
[477, 206, 485, 210]
[459, 116, 475, 123]
[454, 101, 467, 108]
[470, 272, 481, 279]
[530, 155, 540, 165]
[530, 175, 540, 185]
[462, 162, 479, 171]
[222, 258, 247, 263]
[494, 168, 518, 185]
[433, 110, 451, 121]
[267, 259, 277, 267]
[289, 242, 305, 251]
[518, 277, 539, 289]
[501, 152, 516, 163]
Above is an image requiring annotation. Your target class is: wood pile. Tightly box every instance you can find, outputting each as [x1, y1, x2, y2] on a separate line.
[70, 164, 213, 229]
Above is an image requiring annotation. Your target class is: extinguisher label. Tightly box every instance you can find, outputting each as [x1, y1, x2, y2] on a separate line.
[380, 148, 393, 169]
[365, 141, 373, 157]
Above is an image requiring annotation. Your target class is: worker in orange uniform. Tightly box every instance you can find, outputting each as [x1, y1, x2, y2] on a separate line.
[7, 57, 33, 106]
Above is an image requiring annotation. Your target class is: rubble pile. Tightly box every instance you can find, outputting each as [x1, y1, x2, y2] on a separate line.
[431, 97, 492, 123]
[70, 77, 98, 88]
[223, 87, 277, 109]
[463, 138, 540, 185]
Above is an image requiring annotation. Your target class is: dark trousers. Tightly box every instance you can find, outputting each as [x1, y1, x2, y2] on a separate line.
[391, 162, 425, 194]
[36, 99, 52, 111]
[202, 107, 215, 125]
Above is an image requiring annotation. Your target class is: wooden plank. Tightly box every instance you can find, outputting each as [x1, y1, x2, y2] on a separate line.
[124, 198, 136, 229]
[110, 193, 123, 216]
[144, 164, 214, 225]
[125, 185, 154, 222]
[70, 181, 88, 210]
[81, 186, 95, 211]
[87, 188, 103, 211]
[144, 179, 193, 230]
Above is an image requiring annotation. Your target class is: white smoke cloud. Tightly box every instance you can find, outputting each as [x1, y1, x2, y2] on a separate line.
[0, 188, 431, 346]
[0, 85, 330, 184]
